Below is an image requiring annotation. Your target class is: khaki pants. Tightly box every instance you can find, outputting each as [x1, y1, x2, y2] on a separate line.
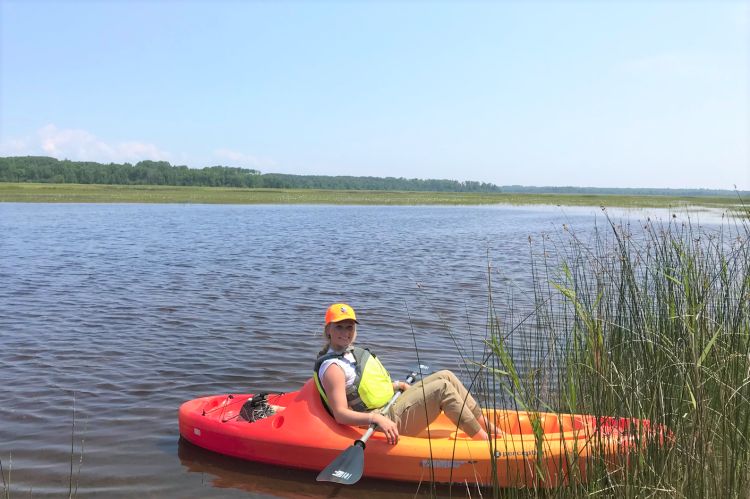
[386, 370, 483, 437]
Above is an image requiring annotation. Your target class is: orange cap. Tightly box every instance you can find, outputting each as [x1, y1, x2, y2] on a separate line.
[325, 303, 359, 324]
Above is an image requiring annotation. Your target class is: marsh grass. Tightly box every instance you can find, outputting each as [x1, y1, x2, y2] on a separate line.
[451, 210, 750, 497]
[1, 455, 9, 499]
[0, 182, 744, 209]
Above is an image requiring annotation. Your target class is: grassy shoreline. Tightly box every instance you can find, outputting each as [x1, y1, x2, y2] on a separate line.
[0, 182, 745, 209]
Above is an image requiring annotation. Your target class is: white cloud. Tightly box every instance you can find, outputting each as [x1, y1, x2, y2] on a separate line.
[1, 125, 279, 171]
[0, 124, 170, 164]
[617, 52, 713, 79]
[213, 148, 276, 169]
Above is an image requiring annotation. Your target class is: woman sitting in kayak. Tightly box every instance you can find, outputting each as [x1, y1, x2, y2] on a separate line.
[314, 303, 497, 445]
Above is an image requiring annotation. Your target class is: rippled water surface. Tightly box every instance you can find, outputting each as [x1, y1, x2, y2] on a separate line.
[0, 203, 725, 497]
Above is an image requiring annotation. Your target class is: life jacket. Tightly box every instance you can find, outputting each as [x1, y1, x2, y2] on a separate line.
[313, 346, 394, 412]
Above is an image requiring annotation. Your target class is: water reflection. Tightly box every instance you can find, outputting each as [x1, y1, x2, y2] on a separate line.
[177, 438, 454, 498]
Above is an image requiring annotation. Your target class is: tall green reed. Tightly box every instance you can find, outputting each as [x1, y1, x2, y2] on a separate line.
[469, 211, 749, 497]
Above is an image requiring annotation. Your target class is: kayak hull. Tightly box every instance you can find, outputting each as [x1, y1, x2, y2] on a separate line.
[179, 379, 652, 487]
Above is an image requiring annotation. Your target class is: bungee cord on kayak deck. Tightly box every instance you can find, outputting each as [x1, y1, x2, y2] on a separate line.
[200, 393, 286, 423]
[239, 393, 279, 422]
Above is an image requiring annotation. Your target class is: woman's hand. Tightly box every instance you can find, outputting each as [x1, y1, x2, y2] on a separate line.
[393, 380, 411, 392]
[372, 413, 399, 445]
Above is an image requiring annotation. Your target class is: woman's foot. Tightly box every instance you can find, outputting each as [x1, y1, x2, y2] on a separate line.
[472, 429, 489, 441]
[479, 415, 504, 437]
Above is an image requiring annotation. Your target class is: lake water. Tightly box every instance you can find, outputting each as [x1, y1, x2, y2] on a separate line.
[0, 202, 728, 498]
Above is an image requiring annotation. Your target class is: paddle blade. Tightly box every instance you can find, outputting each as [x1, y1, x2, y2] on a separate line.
[316, 443, 364, 485]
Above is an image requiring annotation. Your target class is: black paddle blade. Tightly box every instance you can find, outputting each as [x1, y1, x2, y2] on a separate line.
[316, 443, 364, 485]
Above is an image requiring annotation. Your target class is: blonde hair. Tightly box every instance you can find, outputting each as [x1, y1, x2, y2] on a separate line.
[318, 324, 332, 356]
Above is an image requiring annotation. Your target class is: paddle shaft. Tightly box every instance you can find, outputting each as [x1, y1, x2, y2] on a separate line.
[356, 370, 417, 446]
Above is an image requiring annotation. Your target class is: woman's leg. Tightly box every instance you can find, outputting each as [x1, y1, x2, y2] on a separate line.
[434, 370, 483, 418]
[435, 370, 500, 436]
[388, 377, 443, 437]
[389, 371, 483, 437]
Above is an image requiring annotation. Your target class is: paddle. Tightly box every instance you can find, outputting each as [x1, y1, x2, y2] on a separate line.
[316, 367, 426, 485]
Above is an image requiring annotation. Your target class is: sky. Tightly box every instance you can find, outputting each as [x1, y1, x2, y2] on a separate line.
[1, 1, 748, 190]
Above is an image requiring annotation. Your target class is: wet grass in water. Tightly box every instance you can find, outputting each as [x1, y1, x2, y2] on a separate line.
[464, 210, 749, 497]
[1, 396, 85, 498]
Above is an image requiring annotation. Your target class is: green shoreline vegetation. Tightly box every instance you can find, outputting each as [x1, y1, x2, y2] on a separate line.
[467, 213, 750, 496]
[1, 156, 746, 211]
[0, 182, 746, 211]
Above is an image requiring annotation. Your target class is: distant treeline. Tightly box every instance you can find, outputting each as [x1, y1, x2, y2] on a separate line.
[0, 156, 745, 197]
[0, 156, 501, 192]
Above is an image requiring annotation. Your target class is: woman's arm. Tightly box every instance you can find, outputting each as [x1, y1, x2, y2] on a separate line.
[321, 363, 400, 444]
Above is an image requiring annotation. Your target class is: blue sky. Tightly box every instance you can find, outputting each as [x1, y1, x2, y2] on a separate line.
[1, 1, 748, 189]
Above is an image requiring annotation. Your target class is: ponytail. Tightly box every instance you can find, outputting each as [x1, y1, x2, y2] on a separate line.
[318, 324, 331, 356]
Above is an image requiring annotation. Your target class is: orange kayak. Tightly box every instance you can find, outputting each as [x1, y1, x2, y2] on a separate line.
[179, 379, 657, 487]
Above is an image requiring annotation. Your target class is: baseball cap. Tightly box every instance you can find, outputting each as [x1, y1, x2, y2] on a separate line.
[325, 303, 359, 324]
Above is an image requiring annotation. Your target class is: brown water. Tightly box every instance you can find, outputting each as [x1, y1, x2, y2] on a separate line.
[0, 203, 719, 497]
